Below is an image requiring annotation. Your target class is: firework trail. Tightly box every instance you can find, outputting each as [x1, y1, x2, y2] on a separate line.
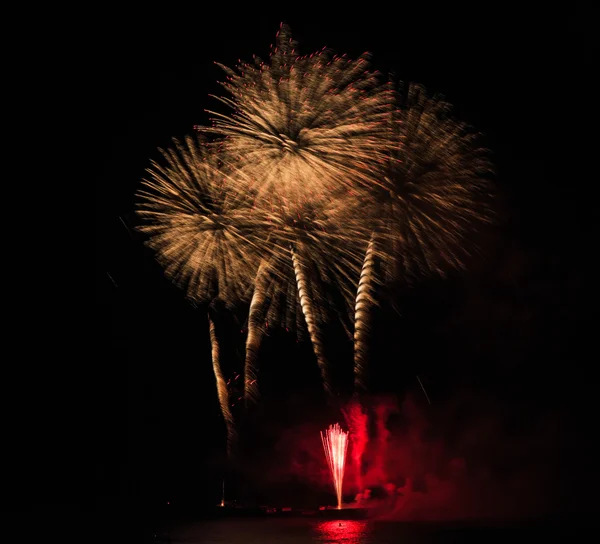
[136, 135, 269, 455]
[352, 83, 494, 392]
[243, 241, 328, 404]
[291, 242, 331, 393]
[277, 194, 368, 394]
[416, 374, 431, 404]
[243, 250, 324, 403]
[321, 423, 349, 509]
[353, 233, 377, 393]
[242, 220, 360, 401]
[209, 311, 236, 457]
[257, 257, 304, 338]
[243, 262, 269, 405]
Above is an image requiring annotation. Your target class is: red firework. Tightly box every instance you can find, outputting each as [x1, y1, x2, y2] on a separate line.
[320, 423, 349, 509]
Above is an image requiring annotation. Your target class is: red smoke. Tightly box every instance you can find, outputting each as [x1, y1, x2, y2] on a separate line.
[254, 391, 563, 520]
[342, 400, 368, 491]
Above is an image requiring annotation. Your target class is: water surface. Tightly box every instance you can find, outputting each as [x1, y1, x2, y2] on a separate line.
[159, 517, 561, 543]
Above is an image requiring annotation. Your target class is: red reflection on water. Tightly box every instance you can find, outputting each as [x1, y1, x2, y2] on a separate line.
[315, 520, 369, 543]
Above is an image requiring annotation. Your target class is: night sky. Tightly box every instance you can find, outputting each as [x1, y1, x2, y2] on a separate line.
[60, 3, 597, 521]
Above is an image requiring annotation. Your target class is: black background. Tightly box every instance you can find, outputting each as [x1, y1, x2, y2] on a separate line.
[17, 3, 597, 523]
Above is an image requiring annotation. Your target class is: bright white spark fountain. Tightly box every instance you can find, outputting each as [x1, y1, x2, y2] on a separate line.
[320, 423, 349, 510]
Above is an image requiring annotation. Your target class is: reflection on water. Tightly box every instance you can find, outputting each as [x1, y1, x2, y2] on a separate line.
[167, 518, 375, 544]
[314, 520, 370, 543]
[164, 517, 555, 544]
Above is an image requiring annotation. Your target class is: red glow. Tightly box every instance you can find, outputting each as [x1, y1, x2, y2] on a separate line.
[321, 423, 348, 509]
[343, 401, 368, 492]
[315, 520, 368, 543]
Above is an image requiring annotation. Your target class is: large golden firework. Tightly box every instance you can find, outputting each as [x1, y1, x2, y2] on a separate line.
[136, 135, 269, 456]
[353, 83, 494, 392]
[137, 135, 265, 305]
[136, 25, 494, 412]
[387, 83, 494, 280]
[204, 23, 393, 209]
[196, 24, 380, 400]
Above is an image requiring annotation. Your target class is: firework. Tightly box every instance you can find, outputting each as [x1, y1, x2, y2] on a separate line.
[136, 135, 269, 304]
[136, 24, 494, 425]
[198, 25, 390, 395]
[353, 83, 494, 392]
[137, 135, 270, 456]
[387, 83, 494, 279]
[321, 423, 349, 509]
[203, 23, 393, 210]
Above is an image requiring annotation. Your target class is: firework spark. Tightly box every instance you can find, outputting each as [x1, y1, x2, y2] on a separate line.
[321, 423, 349, 510]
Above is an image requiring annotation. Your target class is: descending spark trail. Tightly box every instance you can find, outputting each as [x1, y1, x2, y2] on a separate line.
[354, 233, 377, 392]
[291, 244, 331, 394]
[321, 423, 349, 510]
[416, 374, 431, 404]
[209, 312, 236, 458]
[244, 262, 268, 405]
